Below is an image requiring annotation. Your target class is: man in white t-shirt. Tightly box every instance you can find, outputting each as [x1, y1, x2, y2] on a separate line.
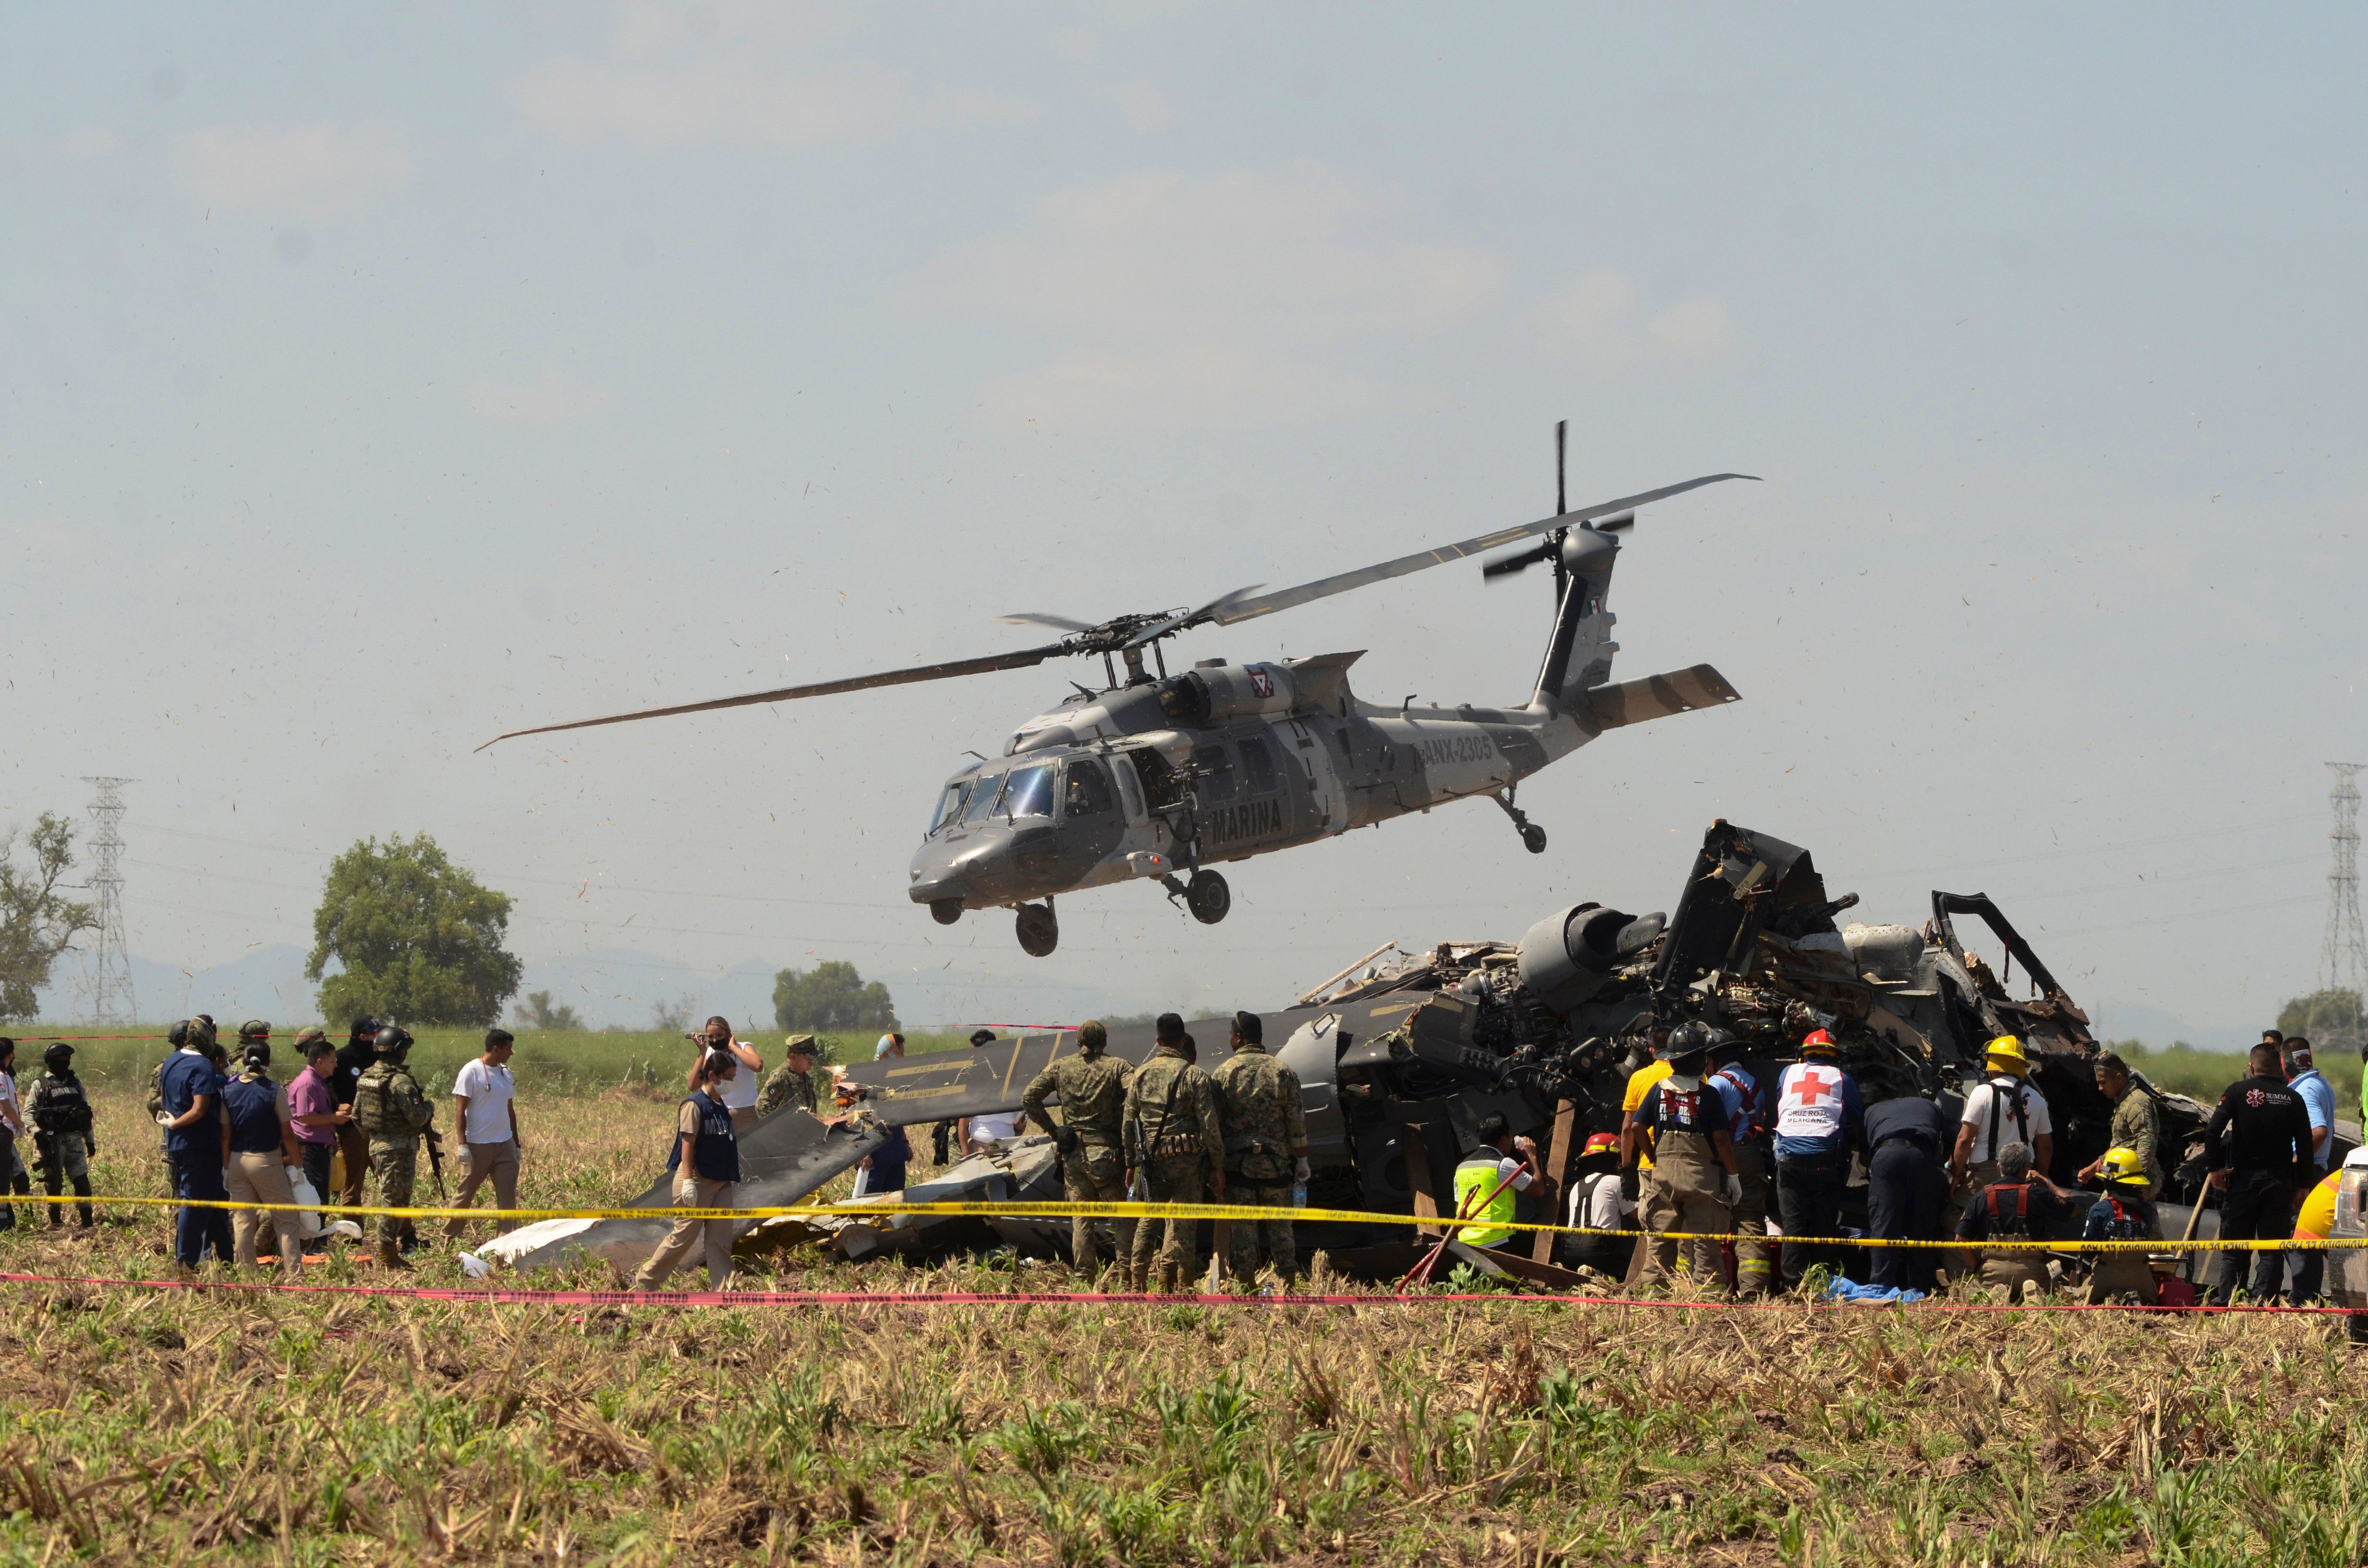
[446, 1028, 524, 1239]
[1950, 1035, 2053, 1208]
[693, 1015, 764, 1128]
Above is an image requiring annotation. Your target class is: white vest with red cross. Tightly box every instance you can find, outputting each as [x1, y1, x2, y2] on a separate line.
[1775, 1061, 1848, 1142]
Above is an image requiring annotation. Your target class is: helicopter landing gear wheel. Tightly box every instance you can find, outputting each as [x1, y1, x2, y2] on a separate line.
[1015, 901, 1059, 956]
[1493, 789, 1548, 856]
[1185, 871, 1231, 925]
[931, 898, 964, 926]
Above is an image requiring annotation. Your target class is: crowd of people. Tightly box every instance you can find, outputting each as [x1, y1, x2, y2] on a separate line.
[1, 1007, 2348, 1309]
[1559, 1020, 2346, 1310]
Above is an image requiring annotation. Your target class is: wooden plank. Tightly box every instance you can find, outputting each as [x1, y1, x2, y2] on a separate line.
[1530, 1099, 1578, 1265]
[1405, 1123, 1443, 1238]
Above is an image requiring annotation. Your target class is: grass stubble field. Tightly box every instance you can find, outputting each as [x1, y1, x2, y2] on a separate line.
[0, 1071, 2361, 1564]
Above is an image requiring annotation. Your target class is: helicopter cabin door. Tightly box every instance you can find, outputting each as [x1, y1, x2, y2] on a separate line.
[1200, 735, 1290, 860]
[1055, 756, 1127, 879]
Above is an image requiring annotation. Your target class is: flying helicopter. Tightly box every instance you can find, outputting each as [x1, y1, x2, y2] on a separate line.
[482, 427, 1757, 955]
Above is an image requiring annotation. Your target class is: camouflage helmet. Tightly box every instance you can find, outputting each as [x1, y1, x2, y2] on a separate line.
[185, 1017, 218, 1047]
[293, 1025, 328, 1048]
[237, 1019, 270, 1041]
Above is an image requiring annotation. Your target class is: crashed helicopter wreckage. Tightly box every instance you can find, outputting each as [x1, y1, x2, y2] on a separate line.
[489, 819, 2261, 1281]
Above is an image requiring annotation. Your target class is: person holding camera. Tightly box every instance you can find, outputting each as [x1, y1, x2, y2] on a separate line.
[686, 1016, 763, 1128]
[1022, 1019, 1136, 1275]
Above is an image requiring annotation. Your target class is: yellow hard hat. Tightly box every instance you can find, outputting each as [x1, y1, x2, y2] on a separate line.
[1984, 1034, 2028, 1073]
[2098, 1146, 2147, 1186]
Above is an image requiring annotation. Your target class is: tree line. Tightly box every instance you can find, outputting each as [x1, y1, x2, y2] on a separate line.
[0, 819, 897, 1034]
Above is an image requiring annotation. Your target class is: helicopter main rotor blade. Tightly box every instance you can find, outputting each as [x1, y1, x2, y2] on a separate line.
[998, 612, 1097, 632]
[1209, 473, 1757, 628]
[1123, 584, 1266, 649]
[476, 642, 1069, 751]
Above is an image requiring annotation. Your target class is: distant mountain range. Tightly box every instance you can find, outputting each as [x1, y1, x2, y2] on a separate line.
[30, 945, 1142, 1034]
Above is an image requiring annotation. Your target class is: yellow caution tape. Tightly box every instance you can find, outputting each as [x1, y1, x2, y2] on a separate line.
[38, 1193, 2355, 1252]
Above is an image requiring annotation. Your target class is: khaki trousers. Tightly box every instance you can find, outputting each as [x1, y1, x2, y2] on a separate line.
[2086, 1254, 2158, 1304]
[445, 1138, 522, 1237]
[1727, 1140, 1772, 1293]
[1980, 1252, 2049, 1301]
[334, 1121, 372, 1208]
[226, 1152, 302, 1276]
[1638, 1137, 1732, 1294]
[632, 1178, 736, 1290]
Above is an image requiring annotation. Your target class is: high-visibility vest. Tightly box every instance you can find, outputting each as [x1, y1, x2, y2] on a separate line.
[1453, 1156, 1518, 1247]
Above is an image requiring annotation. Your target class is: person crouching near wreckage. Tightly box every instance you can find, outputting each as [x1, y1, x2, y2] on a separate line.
[633, 1048, 742, 1292]
[1620, 1023, 1743, 1293]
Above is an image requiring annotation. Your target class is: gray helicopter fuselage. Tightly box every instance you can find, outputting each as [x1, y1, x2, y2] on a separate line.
[907, 653, 1592, 913]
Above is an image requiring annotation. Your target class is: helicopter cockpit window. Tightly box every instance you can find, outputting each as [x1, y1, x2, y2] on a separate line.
[928, 780, 972, 834]
[1002, 765, 1056, 819]
[961, 774, 1005, 824]
[1062, 759, 1115, 818]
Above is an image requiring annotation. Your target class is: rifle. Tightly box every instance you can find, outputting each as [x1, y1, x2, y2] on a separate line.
[423, 1127, 449, 1202]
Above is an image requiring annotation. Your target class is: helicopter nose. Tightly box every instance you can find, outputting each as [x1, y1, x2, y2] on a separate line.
[908, 834, 998, 905]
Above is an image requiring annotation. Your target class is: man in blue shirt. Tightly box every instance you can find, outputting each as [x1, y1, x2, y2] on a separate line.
[2283, 1037, 2337, 1303]
[158, 1020, 234, 1271]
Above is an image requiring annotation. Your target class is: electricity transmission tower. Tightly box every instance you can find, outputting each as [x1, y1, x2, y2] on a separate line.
[72, 777, 136, 1025]
[2320, 763, 2368, 1056]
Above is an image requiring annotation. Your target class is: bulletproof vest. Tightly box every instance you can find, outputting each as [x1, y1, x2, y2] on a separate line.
[1135, 1056, 1206, 1161]
[352, 1061, 415, 1137]
[1218, 1050, 1293, 1179]
[223, 1074, 284, 1155]
[666, 1090, 740, 1184]
[31, 1074, 91, 1137]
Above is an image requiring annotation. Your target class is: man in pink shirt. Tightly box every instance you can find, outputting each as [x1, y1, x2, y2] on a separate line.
[287, 1030, 346, 1250]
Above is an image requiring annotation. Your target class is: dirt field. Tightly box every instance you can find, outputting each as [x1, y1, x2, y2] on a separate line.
[0, 1086, 2360, 1565]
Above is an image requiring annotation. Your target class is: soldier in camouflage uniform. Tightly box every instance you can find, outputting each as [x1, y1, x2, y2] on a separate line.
[27, 1041, 97, 1229]
[1123, 1013, 1227, 1292]
[754, 1035, 821, 1118]
[351, 1027, 434, 1269]
[1210, 1011, 1308, 1282]
[1021, 1019, 1135, 1275]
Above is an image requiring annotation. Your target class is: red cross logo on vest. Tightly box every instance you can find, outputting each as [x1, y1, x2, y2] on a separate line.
[1776, 1063, 1846, 1140]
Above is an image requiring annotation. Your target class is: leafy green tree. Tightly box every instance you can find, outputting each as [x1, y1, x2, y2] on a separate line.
[2277, 989, 2364, 1050]
[0, 813, 93, 1021]
[513, 989, 583, 1031]
[306, 834, 522, 1026]
[773, 961, 898, 1032]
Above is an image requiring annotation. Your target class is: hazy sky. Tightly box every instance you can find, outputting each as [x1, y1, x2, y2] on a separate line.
[5, 3, 2364, 1030]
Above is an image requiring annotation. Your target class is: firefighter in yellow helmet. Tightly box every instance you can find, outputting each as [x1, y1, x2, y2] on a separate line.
[1950, 1035, 2054, 1213]
[2078, 1145, 2160, 1303]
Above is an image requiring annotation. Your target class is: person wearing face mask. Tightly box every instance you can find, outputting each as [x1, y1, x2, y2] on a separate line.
[1620, 1023, 1742, 1293]
[633, 1049, 741, 1291]
[686, 1016, 763, 1129]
